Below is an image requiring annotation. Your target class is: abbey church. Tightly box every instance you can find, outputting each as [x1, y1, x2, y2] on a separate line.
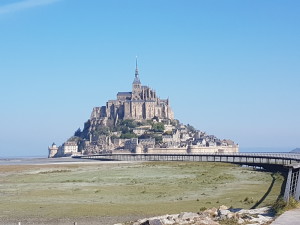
[48, 59, 239, 158]
[90, 59, 174, 122]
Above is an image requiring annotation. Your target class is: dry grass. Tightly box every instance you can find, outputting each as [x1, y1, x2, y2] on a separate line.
[0, 161, 284, 222]
[272, 197, 300, 215]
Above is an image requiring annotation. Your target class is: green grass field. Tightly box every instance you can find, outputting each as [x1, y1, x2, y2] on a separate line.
[0, 161, 284, 222]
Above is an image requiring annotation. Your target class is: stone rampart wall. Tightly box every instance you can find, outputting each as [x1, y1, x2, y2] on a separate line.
[147, 147, 188, 154]
[146, 146, 239, 154]
[113, 150, 132, 154]
[189, 146, 239, 154]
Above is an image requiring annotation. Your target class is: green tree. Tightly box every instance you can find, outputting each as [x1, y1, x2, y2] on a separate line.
[152, 122, 165, 132]
[153, 135, 162, 144]
[120, 132, 137, 139]
[187, 124, 196, 132]
[121, 126, 130, 134]
[171, 119, 180, 127]
[67, 136, 82, 142]
[74, 128, 82, 137]
[120, 119, 137, 128]
[94, 126, 110, 136]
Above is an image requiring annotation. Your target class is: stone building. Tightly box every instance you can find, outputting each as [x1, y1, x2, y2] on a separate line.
[90, 59, 174, 123]
[124, 138, 138, 151]
[48, 143, 58, 158]
[61, 141, 78, 156]
[48, 141, 79, 157]
[139, 138, 155, 149]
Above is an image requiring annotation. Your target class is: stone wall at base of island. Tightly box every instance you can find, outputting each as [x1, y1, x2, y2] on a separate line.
[147, 147, 188, 154]
[146, 145, 239, 154]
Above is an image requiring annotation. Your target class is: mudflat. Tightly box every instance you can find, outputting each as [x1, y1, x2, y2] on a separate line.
[0, 159, 284, 225]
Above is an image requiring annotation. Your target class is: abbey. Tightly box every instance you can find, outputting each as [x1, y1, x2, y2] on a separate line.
[48, 60, 239, 157]
[90, 59, 174, 122]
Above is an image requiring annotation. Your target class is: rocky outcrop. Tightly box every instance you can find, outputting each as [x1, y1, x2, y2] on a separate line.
[116, 205, 275, 225]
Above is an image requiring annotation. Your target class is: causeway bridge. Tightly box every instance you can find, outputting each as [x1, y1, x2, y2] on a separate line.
[74, 152, 300, 202]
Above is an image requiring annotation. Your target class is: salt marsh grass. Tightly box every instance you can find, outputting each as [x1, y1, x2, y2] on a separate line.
[0, 161, 284, 223]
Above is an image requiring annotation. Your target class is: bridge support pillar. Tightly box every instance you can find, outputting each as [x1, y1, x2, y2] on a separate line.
[284, 168, 292, 202]
[294, 169, 300, 201]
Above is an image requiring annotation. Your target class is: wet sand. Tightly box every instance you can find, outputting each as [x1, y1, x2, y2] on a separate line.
[0, 215, 141, 225]
[0, 157, 129, 166]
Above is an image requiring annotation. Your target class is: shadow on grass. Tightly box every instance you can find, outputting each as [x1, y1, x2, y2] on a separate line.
[251, 172, 283, 209]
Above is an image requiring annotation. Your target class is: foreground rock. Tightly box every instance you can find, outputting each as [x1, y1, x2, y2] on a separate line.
[116, 205, 274, 225]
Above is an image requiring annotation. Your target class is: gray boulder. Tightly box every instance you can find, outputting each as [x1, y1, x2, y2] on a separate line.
[178, 212, 199, 221]
[140, 219, 163, 225]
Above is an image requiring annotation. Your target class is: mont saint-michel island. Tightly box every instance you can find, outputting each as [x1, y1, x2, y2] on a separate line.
[49, 61, 239, 158]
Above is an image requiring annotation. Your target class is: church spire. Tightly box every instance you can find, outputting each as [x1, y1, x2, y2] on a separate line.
[133, 56, 141, 84]
[136, 56, 138, 71]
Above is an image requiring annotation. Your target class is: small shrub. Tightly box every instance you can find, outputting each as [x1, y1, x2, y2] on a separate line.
[72, 188, 80, 192]
[243, 197, 254, 204]
[219, 218, 240, 225]
[199, 207, 207, 211]
[39, 170, 71, 174]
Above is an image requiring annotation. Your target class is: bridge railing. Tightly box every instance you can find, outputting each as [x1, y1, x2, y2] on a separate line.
[78, 152, 300, 166]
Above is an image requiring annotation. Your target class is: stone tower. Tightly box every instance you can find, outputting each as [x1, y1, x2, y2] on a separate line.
[132, 57, 141, 100]
[48, 143, 58, 158]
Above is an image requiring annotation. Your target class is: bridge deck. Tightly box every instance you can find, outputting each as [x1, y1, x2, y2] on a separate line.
[75, 153, 300, 168]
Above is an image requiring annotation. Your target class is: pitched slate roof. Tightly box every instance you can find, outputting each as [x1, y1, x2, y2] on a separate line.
[117, 92, 132, 96]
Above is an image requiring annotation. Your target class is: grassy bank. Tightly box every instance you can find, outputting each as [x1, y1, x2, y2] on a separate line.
[0, 161, 284, 221]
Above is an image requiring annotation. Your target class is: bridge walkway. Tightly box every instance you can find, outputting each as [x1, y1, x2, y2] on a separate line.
[270, 208, 300, 225]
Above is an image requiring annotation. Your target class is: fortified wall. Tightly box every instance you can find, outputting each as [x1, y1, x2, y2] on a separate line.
[147, 146, 238, 154]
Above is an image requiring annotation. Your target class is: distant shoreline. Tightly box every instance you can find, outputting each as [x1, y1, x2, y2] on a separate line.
[0, 157, 133, 166]
[0, 155, 47, 159]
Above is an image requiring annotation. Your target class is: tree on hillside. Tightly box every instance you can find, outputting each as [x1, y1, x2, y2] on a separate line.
[187, 124, 196, 133]
[153, 135, 163, 144]
[67, 136, 82, 142]
[74, 128, 82, 137]
[120, 132, 137, 139]
[120, 119, 137, 128]
[152, 122, 165, 132]
[94, 126, 110, 136]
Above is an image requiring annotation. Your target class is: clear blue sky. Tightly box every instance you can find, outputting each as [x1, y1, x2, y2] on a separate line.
[0, 0, 299, 156]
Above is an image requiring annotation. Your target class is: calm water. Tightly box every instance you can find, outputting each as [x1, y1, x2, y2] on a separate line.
[0, 157, 93, 166]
